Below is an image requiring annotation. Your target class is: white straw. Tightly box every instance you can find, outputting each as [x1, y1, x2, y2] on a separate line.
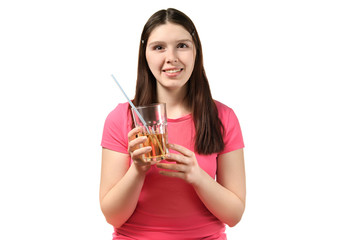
[111, 74, 150, 134]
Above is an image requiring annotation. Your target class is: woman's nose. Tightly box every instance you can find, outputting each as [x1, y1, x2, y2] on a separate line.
[166, 48, 178, 63]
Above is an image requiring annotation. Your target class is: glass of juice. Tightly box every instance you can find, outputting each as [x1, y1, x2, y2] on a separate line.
[131, 103, 169, 162]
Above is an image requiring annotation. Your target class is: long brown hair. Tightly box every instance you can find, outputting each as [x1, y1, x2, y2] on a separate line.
[132, 8, 224, 155]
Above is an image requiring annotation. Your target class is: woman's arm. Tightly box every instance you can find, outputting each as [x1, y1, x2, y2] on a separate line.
[99, 128, 153, 228]
[156, 145, 246, 227]
[99, 149, 144, 228]
[195, 148, 246, 227]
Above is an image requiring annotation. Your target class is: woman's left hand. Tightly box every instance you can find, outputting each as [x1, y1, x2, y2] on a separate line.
[156, 143, 203, 185]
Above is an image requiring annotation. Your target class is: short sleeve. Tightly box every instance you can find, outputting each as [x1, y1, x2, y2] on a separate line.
[217, 102, 245, 155]
[101, 103, 132, 153]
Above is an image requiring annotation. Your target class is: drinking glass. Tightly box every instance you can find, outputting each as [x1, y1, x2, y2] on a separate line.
[131, 103, 169, 162]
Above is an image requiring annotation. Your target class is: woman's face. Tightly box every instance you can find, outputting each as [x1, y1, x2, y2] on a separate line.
[146, 22, 196, 92]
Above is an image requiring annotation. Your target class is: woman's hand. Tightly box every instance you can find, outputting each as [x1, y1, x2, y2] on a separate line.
[157, 144, 246, 227]
[128, 127, 153, 174]
[156, 144, 203, 185]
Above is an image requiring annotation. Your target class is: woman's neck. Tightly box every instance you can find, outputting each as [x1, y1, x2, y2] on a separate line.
[157, 86, 191, 119]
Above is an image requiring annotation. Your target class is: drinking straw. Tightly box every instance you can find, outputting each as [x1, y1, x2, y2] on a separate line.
[111, 74, 165, 157]
[111, 74, 150, 134]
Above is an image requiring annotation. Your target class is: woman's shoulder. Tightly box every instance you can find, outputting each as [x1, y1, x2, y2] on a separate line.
[214, 100, 244, 151]
[214, 100, 233, 115]
[214, 100, 239, 124]
[114, 102, 130, 112]
[107, 102, 130, 117]
[105, 102, 132, 126]
[102, 102, 132, 152]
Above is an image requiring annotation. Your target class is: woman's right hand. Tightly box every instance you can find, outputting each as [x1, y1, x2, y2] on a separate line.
[128, 127, 153, 174]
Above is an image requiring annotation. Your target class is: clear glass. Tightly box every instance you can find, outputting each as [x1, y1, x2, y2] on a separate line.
[131, 103, 169, 162]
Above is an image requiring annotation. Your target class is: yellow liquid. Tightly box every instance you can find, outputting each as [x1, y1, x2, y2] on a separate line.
[139, 133, 168, 161]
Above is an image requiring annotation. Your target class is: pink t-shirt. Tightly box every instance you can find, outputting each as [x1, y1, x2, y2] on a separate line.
[101, 101, 244, 240]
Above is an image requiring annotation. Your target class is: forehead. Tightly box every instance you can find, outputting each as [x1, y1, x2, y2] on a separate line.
[148, 23, 192, 42]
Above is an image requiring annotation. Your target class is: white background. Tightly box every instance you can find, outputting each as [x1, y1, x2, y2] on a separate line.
[0, 0, 359, 239]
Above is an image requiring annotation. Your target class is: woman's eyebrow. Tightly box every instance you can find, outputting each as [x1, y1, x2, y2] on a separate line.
[147, 41, 165, 47]
[148, 39, 193, 46]
[176, 39, 192, 43]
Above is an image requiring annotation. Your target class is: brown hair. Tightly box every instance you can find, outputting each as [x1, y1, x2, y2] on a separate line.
[132, 8, 224, 155]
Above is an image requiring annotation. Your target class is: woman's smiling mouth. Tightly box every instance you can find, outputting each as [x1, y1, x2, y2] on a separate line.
[163, 68, 183, 73]
[162, 68, 183, 77]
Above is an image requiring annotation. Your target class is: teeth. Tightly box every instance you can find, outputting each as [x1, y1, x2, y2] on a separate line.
[165, 69, 181, 73]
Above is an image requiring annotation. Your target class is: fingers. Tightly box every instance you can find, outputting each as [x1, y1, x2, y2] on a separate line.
[156, 162, 186, 180]
[168, 143, 194, 158]
[158, 170, 184, 179]
[131, 146, 154, 167]
[156, 162, 186, 172]
[165, 143, 193, 164]
[128, 126, 147, 154]
[164, 152, 189, 165]
[128, 127, 152, 163]
[155, 144, 200, 184]
[132, 146, 152, 158]
[128, 126, 142, 141]
[128, 136, 147, 152]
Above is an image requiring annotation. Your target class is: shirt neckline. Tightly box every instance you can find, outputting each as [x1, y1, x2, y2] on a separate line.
[168, 113, 192, 123]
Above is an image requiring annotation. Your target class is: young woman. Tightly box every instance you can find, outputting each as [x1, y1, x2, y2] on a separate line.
[100, 8, 246, 240]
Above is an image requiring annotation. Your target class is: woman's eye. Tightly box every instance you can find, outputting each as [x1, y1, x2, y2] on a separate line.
[154, 46, 163, 50]
[177, 43, 188, 48]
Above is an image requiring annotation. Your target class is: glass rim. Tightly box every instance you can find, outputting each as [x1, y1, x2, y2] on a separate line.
[132, 102, 166, 110]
